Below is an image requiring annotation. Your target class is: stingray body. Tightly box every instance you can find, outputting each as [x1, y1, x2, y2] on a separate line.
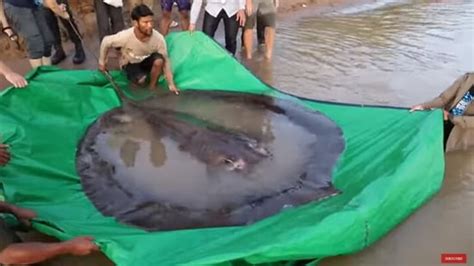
[77, 91, 345, 231]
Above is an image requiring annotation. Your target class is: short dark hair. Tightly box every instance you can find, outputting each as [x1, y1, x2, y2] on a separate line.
[131, 4, 154, 21]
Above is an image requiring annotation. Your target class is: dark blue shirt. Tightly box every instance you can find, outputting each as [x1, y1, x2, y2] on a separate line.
[4, 0, 38, 9]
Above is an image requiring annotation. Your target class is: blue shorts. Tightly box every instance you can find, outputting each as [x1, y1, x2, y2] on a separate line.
[161, 0, 191, 12]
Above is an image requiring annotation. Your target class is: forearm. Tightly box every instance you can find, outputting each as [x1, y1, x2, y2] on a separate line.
[0, 0, 9, 28]
[163, 58, 175, 87]
[98, 38, 112, 66]
[190, 0, 202, 25]
[0, 242, 72, 265]
[43, 0, 64, 17]
[239, 0, 246, 9]
[421, 97, 446, 109]
[0, 60, 13, 77]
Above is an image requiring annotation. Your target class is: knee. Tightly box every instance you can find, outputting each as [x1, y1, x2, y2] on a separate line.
[162, 12, 172, 20]
[180, 11, 190, 20]
[152, 58, 164, 69]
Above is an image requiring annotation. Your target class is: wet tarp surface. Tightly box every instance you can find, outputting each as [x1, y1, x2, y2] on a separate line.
[0, 32, 444, 265]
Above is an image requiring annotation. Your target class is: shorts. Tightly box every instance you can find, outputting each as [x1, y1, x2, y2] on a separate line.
[161, 0, 191, 12]
[123, 53, 164, 83]
[4, 3, 54, 59]
[244, 0, 277, 29]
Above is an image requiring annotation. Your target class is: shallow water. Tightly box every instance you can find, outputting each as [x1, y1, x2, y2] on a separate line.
[248, 1, 473, 265]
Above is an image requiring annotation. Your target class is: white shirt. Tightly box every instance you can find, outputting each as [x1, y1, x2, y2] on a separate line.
[190, 0, 246, 25]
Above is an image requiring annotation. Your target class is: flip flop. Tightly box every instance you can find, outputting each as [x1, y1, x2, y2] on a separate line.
[2, 26, 18, 42]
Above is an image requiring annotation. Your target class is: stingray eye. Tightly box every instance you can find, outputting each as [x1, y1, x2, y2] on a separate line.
[223, 158, 234, 165]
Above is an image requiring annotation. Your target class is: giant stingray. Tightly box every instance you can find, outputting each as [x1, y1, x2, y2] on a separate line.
[76, 90, 345, 231]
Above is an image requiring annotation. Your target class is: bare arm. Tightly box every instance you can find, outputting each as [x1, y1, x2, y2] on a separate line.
[98, 31, 126, 69]
[422, 74, 468, 109]
[189, 0, 203, 26]
[43, 0, 69, 19]
[0, 237, 98, 265]
[0, 0, 9, 28]
[163, 55, 178, 94]
[0, 60, 12, 76]
[246, 0, 253, 15]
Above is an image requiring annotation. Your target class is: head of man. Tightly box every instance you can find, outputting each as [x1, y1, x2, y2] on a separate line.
[131, 4, 154, 36]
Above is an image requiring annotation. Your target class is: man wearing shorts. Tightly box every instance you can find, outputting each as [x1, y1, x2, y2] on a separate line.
[99, 4, 179, 94]
[159, 0, 191, 35]
[243, 0, 277, 59]
[1, 0, 70, 68]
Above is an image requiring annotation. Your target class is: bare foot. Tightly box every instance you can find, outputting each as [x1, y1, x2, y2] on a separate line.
[264, 51, 273, 60]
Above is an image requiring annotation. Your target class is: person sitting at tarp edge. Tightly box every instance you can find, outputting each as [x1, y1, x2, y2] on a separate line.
[410, 72, 474, 151]
[98, 4, 179, 94]
[0, 61, 99, 265]
[0, 200, 98, 265]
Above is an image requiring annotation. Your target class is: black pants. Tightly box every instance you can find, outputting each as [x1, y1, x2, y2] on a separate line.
[443, 120, 454, 151]
[257, 13, 265, 44]
[94, 0, 125, 41]
[43, 0, 81, 48]
[203, 10, 239, 55]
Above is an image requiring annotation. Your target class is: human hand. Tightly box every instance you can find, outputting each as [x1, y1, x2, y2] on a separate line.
[4, 71, 27, 88]
[65, 237, 99, 256]
[189, 24, 196, 33]
[409, 104, 425, 112]
[57, 4, 70, 20]
[236, 10, 246, 27]
[98, 64, 107, 72]
[169, 84, 180, 95]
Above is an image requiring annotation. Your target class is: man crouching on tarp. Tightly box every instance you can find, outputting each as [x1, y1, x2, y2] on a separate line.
[98, 4, 179, 94]
[411, 72, 474, 151]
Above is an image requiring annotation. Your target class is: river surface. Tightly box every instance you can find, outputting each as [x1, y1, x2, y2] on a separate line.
[251, 1, 472, 265]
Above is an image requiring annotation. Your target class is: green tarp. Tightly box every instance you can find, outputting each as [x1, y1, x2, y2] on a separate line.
[0, 32, 444, 265]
